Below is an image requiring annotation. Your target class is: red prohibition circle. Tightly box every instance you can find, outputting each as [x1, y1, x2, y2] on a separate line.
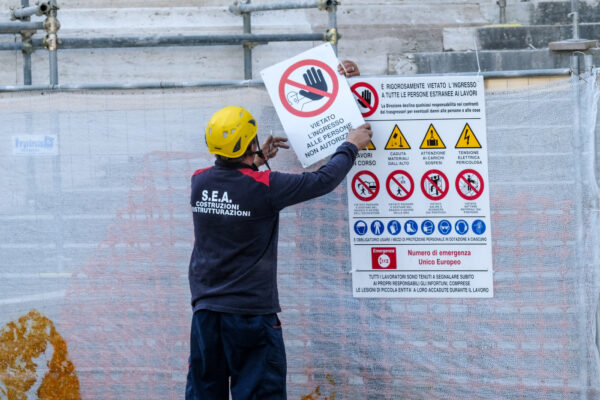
[386, 170, 414, 201]
[351, 170, 380, 201]
[455, 169, 484, 200]
[420, 169, 449, 201]
[278, 59, 339, 118]
[350, 82, 379, 118]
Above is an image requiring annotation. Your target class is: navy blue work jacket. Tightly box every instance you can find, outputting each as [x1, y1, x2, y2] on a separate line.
[189, 142, 358, 314]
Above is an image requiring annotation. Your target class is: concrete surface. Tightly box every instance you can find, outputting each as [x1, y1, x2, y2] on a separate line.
[0, 0, 598, 85]
[0, 1, 493, 85]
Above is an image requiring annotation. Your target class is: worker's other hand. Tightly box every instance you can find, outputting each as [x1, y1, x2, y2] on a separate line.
[254, 135, 290, 167]
[346, 123, 372, 150]
[338, 60, 360, 77]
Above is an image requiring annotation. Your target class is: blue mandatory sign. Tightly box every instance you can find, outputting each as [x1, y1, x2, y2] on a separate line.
[404, 220, 418, 236]
[387, 220, 401, 235]
[455, 219, 469, 235]
[472, 219, 486, 235]
[371, 220, 385, 236]
[438, 219, 452, 235]
[421, 220, 435, 235]
[354, 220, 368, 236]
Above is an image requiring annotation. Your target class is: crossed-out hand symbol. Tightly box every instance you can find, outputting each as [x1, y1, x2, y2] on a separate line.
[358, 90, 371, 108]
[299, 67, 328, 100]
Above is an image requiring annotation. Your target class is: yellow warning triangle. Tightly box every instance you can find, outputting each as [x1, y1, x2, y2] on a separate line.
[455, 123, 482, 148]
[419, 124, 446, 149]
[384, 125, 410, 150]
[365, 141, 376, 150]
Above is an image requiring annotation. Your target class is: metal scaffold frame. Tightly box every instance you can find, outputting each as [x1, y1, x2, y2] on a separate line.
[0, 0, 341, 91]
[0, 0, 595, 92]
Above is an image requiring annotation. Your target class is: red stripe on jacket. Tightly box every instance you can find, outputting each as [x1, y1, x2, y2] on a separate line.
[193, 167, 213, 176]
[239, 169, 271, 186]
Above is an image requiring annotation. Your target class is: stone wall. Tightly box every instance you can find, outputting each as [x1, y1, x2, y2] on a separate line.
[0, 0, 596, 85]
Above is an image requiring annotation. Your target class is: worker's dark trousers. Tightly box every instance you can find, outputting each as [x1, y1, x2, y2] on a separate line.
[186, 310, 287, 400]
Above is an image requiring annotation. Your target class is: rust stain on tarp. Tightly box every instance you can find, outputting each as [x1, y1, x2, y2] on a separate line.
[0, 310, 81, 399]
[301, 373, 337, 400]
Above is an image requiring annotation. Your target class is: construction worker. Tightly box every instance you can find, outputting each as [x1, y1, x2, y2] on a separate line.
[186, 105, 371, 399]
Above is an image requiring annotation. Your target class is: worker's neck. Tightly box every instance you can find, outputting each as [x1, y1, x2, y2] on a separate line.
[242, 154, 254, 166]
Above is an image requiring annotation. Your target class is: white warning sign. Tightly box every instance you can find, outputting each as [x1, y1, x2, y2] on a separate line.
[347, 75, 493, 298]
[261, 43, 364, 168]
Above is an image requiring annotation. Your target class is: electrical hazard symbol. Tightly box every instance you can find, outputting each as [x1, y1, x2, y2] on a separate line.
[420, 169, 449, 201]
[278, 59, 339, 118]
[371, 247, 397, 269]
[455, 123, 482, 148]
[386, 170, 414, 201]
[385, 125, 410, 150]
[419, 124, 446, 149]
[351, 170, 379, 201]
[455, 169, 484, 200]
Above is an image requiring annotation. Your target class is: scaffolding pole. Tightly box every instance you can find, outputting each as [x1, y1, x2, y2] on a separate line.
[0, 0, 336, 85]
[0, 21, 43, 33]
[20, 0, 33, 85]
[229, 0, 326, 14]
[0, 33, 326, 51]
[228, 0, 336, 78]
[45, 0, 59, 85]
[0, 79, 264, 92]
[243, 8, 252, 79]
[11, 2, 50, 19]
[0, 68, 572, 92]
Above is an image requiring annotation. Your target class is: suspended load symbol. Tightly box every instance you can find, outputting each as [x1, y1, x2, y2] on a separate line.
[385, 125, 411, 150]
[386, 170, 414, 201]
[419, 124, 446, 149]
[455, 123, 482, 148]
[455, 169, 484, 200]
[420, 169, 449, 200]
[351, 170, 380, 201]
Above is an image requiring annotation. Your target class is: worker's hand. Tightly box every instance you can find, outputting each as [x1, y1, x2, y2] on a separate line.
[338, 60, 360, 77]
[346, 123, 372, 150]
[254, 135, 290, 167]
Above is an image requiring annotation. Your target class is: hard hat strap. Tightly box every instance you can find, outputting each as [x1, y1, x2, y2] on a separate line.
[251, 136, 271, 170]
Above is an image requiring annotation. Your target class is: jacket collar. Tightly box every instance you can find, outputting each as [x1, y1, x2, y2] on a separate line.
[214, 158, 258, 171]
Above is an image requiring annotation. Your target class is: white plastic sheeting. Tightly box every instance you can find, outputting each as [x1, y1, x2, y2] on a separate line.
[0, 74, 599, 399]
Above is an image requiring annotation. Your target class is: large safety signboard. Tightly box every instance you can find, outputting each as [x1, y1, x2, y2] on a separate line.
[261, 43, 365, 168]
[347, 75, 493, 298]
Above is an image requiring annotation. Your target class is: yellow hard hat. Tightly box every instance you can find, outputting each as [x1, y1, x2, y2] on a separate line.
[205, 106, 258, 158]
